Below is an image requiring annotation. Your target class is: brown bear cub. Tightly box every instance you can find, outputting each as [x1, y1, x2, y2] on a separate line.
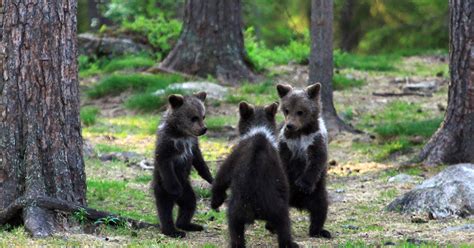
[211, 102, 299, 248]
[153, 92, 213, 238]
[276, 83, 331, 239]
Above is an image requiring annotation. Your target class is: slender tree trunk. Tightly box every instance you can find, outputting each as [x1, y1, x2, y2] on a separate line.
[309, 0, 355, 134]
[161, 0, 255, 85]
[338, 0, 360, 52]
[419, 0, 474, 165]
[0, 0, 86, 237]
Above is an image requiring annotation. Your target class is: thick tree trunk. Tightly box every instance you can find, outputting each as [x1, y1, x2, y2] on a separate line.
[309, 0, 356, 134]
[0, 0, 86, 237]
[419, 0, 474, 165]
[161, 0, 256, 85]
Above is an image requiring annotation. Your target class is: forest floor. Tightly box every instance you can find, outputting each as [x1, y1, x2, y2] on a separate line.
[1, 55, 473, 247]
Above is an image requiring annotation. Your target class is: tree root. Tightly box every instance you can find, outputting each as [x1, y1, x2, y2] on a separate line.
[0, 196, 158, 230]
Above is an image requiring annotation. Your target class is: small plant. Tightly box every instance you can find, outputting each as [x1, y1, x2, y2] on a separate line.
[80, 107, 100, 126]
[94, 216, 125, 227]
[72, 208, 88, 225]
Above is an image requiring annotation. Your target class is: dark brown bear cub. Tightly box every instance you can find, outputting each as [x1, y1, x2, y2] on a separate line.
[211, 102, 299, 248]
[153, 92, 213, 238]
[276, 83, 331, 239]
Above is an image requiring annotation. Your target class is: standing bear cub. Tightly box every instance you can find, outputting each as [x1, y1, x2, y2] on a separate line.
[276, 83, 331, 239]
[211, 102, 299, 248]
[153, 92, 213, 238]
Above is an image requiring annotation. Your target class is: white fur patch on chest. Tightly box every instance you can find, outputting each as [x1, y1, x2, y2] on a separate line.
[280, 118, 328, 159]
[241, 126, 278, 150]
[171, 137, 195, 161]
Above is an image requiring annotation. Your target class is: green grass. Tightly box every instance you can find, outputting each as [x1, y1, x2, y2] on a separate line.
[80, 106, 100, 126]
[334, 51, 399, 71]
[83, 115, 160, 137]
[95, 143, 128, 154]
[87, 73, 184, 99]
[333, 74, 365, 91]
[206, 116, 238, 131]
[374, 118, 442, 138]
[354, 101, 444, 161]
[87, 179, 156, 223]
[125, 88, 185, 112]
[103, 56, 155, 73]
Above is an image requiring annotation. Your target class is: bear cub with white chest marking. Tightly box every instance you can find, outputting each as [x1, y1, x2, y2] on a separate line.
[276, 83, 331, 239]
[211, 102, 299, 248]
[153, 92, 213, 238]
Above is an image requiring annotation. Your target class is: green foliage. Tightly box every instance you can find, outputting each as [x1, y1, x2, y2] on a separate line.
[79, 55, 102, 78]
[354, 101, 443, 161]
[87, 179, 156, 223]
[72, 208, 88, 225]
[103, 56, 155, 73]
[245, 27, 310, 71]
[87, 73, 183, 99]
[95, 144, 127, 154]
[333, 74, 365, 90]
[94, 216, 125, 227]
[83, 115, 160, 138]
[206, 116, 238, 131]
[80, 106, 100, 126]
[125, 88, 185, 112]
[122, 16, 182, 58]
[334, 50, 398, 71]
[374, 118, 442, 138]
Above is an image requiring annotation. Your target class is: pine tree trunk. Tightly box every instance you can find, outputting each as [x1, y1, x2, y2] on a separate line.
[0, 0, 86, 237]
[161, 0, 255, 85]
[419, 0, 474, 165]
[309, 0, 356, 134]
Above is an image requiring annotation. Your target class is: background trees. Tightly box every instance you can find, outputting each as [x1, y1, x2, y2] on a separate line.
[161, 0, 255, 84]
[419, 0, 473, 165]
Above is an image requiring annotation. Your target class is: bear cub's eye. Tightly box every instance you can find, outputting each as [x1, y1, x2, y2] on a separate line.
[191, 116, 199, 122]
[297, 111, 304, 116]
[284, 109, 289, 115]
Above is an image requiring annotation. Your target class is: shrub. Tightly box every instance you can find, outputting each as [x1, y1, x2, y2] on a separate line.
[122, 15, 181, 59]
[245, 27, 310, 71]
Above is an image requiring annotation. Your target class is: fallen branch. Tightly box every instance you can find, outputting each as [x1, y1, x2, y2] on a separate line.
[0, 196, 158, 229]
[372, 92, 432, 97]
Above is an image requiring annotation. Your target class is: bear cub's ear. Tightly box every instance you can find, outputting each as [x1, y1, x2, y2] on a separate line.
[264, 102, 279, 117]
[193, 91, 207, 102]
[168, 94, 184, 109]
[276, 84, 293, 98]
[305, 83, 321, 99]
[239, 101, 255, 119]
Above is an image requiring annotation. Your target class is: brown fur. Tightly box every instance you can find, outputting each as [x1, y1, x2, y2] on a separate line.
[153, 92, 213, 238]
[211, 102, 298, 248]
[276, 83, 331, 239]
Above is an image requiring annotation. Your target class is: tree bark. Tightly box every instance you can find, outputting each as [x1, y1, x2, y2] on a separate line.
[419, 0, 474, 165]
[309, 0, 356, 134]
[161, 0, 256, 85]
[0, 0, 86, 237]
